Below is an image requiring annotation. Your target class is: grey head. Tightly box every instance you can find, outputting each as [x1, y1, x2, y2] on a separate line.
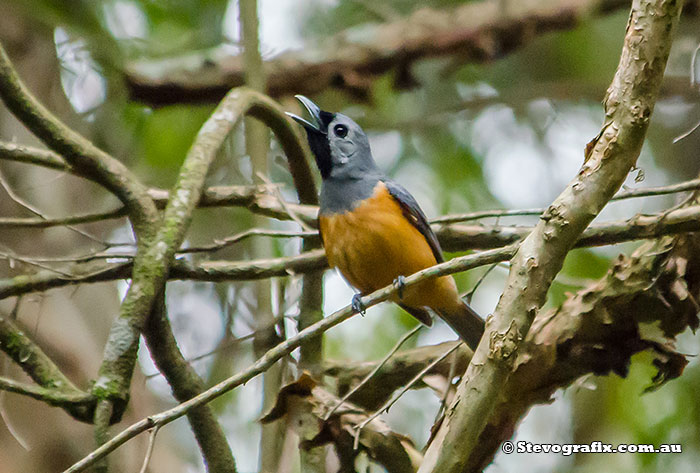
[287, 96, 382, 181]
[287, 96, 384, 213]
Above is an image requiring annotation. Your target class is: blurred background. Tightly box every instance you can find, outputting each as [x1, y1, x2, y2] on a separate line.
[0, 1, 699, 472]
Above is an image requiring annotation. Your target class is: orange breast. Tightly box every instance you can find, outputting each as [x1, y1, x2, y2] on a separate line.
[319, 182, 461, 311]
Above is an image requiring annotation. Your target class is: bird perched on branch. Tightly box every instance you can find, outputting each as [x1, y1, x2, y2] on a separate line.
[287, 96, 485, 351]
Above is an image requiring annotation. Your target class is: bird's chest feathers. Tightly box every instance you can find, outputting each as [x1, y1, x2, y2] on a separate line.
[318, 182, 436, 292]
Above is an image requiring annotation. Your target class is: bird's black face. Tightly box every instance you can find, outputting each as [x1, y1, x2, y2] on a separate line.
[287, 95, 376, 180]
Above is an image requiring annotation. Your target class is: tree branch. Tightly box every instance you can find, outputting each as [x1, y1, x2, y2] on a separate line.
[142, 294, 237, 473]
[418, 1, 685, 471]
[0, 40, 161, 459]
[62, 247, 507, 473]
[125, 0, 634, 105]
[0, 375, 92, 407]
[432, 177, 700, 224]
[0, 43, 239, 470]
[0, 45, 159, 237]
[324, 341, 468, 412]
[6, 139, 700, 231]
[261, 374, 423, 473]
[3, 201, 700, 302]
[436, 204, 700, 250]
[464, 234, 699, 470]
[0, 250, 329, 299]
[85, 85, 313, 470]
[0, 314, 94, 421]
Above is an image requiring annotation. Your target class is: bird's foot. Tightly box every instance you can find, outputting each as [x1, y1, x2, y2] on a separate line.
[351, 293, 366, 315]
[393, 275, 407, 299]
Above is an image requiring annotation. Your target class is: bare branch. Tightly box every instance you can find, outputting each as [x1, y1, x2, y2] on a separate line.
[5, 139, 700, 231]
[125, 0, 634, 105]
[182, 228, 318, 254]
[0, 250, 330, 299]
[141, 295, 237, 473]
[432, 177, 700, 224]
[0, 41, 162, 453]
[4, 162, 700, 246]
[437, 204, 700, 251]
[138, 427, 159, 473]
[325, 341, 468, 412]
[0, 42, 239, 470]
[0, 141, 72, 172]
[464, 235, 699, 470]
[0, 168, 113, 246]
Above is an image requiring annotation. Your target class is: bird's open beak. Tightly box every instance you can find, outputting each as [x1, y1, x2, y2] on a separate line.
[286, 95, 326, 135]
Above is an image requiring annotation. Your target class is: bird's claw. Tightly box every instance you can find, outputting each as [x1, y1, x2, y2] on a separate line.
[352, 294, 366, 315]
[393, 275, 406, 299]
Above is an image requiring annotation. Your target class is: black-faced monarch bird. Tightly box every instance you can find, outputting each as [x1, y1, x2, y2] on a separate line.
[287, 96, 484, 350]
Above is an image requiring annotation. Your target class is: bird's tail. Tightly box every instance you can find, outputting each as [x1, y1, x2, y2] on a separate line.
[436, 301, 485, 352]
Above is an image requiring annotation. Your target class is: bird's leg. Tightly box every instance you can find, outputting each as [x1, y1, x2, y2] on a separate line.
[393, 275, 406, 300]
[351, 293, 366, 315]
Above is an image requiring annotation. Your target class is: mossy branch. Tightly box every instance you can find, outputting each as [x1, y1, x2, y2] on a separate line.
[0, 45, 159, 238]
[0, 42, 237, 471]
[0, 314, 94, 421]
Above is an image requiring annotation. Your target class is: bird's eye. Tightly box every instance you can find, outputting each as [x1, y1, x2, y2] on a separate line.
[333, 124, 348, 138]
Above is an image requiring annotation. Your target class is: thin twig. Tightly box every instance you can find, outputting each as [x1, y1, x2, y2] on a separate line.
[182, 228, 317, 254]
[1, 250, 134, 264]
[0, 209, 128, 229]
[435, 350, 459, 424]
[324, 325, 424, 421]
[257, 171, 314, 231]
[431, 177, 700, 224]
[0, 169, 113, 246]
[138, 427, 159, 473]
[0, 141, 72, 173]
[143, 312, 297, 379]
[673, 42, 700, 143]
[352, 343, 461, 450]
[0, 358, 31, 451]
[464, 263, 499, 303]
[431, 208, 545, 224]
[691, 42, 700, 85]
[0, 248, 81, 279]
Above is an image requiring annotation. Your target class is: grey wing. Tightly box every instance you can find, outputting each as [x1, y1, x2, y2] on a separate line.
[383, 179, 444, 264]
